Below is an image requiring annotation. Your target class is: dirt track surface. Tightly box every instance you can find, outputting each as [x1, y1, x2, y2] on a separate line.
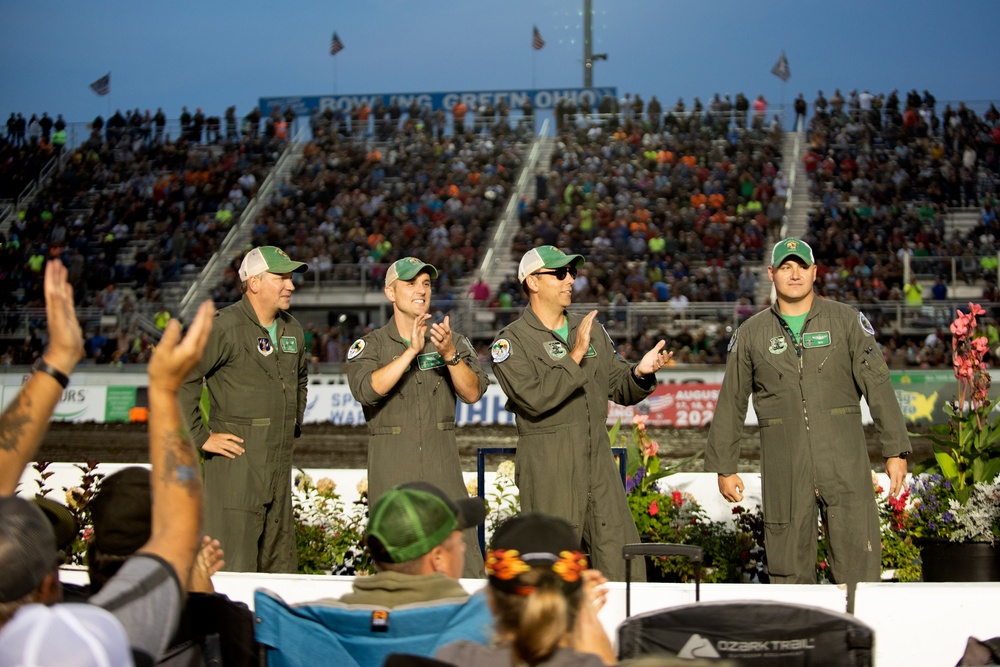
[38, 423, 934, 472]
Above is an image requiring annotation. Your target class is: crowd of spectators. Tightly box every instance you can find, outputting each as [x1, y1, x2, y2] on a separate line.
[210, 126, 524, 305]
[5, 90, 998, 369]
[0, 106, 286, 366]
[794, 89, 1000, 366]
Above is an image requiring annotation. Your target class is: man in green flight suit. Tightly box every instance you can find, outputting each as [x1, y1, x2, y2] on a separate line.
[346, 257, 489, 578]
[181, 246, 308, 573]
[706, 238, 909, 611]
[490, 246, 673, 581]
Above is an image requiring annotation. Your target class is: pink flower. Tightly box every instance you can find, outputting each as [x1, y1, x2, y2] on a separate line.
[632, 414, 647, 431]
[643, 439, 659, 457]
[648, 500, 659, 516]
[972, 337, 990, 355]
[968, 302, 986, 317]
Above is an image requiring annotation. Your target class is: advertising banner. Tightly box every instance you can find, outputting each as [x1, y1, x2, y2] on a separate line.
[260, 87, 617, 117]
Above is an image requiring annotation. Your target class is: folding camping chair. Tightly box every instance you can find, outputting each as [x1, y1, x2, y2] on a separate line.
[619, 543, 874, 666]
[253, 588, 493, 667]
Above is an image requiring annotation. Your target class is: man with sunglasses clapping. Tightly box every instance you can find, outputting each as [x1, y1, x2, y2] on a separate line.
[490, 246, 673, 581]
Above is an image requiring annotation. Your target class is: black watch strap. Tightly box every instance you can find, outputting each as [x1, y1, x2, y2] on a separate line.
[34, 359, 70, 389]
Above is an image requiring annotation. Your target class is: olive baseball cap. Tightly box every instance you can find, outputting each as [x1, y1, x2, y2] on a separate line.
[770, 238, 815, 268]
[365, 481, 485, 563]
[517, 245, 585, 283]
[238, 246, 308, 281]
[385, 257, 439, 287]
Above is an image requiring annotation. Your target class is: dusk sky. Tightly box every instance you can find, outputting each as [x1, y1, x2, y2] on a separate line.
[2, 0, 997, 126]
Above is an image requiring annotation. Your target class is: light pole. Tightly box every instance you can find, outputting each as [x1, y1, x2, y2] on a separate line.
[582, 0, 608, 87]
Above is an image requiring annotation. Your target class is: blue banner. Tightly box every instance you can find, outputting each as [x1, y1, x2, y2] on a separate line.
[259, 87, 617, 117]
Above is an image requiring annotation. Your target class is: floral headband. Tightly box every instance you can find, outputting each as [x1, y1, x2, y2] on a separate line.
[485, 548, 588, 595]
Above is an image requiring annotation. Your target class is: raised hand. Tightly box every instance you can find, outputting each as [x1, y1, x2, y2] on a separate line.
[42, 260, 84, 373]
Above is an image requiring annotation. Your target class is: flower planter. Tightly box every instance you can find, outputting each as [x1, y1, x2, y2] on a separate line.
[919, 539, 1000, 582]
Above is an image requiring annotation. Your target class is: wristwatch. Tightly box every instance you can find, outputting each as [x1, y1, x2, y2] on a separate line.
[34, 358, 70, 389]
[895, 451, 910, 460]
[447, 352, 462, 366]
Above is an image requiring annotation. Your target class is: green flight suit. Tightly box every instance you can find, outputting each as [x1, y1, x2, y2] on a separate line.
[345, 320, 489, 578]
[490, 305, 655, 581]
[706, 298, 909, 598]
[181, 296, 307, 573]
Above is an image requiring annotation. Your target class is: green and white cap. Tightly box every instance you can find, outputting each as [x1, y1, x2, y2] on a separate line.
[517, 245, 585, 283]
[770, 238, 815, 268]
[365, 481, 485, 563]
[238, 246, 308, 281]
[385, 257, 439, 287]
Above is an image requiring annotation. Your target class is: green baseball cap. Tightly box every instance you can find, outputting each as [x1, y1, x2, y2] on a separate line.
[770, 238, 815, 268]
[518, 245, 585, 283]
[366, 481, 485, 563]
[238, 246, 308, 281]
[385, 257, 439, 287]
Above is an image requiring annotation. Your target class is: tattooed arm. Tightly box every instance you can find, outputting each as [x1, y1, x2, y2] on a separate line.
[137, 301, 215, 594]
[0, 260, 84, 495]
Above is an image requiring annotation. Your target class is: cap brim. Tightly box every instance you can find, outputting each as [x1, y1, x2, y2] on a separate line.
[773, 252, 813, 267]
[396, 481, 485, 530]
[269, 259, 308, 274]
[32, 496, 77, 551]
[452, 497, 487, 530]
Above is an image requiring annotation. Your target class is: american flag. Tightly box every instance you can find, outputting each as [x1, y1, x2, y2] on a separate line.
[89, 72, 110, 96]
[770, 51, 791, 82]
[532, 26, 545, 51]
[329, 32, 345, 57]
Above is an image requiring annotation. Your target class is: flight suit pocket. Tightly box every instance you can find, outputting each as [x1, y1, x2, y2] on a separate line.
[861, 347, 890, 384]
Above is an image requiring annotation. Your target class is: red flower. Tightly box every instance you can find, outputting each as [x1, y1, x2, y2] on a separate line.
[671, 490, 683, 506]
[649, 500, 659, 516]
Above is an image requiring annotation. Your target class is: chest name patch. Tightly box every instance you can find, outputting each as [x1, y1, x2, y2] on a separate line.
[279, 336, 298, 353]
[418, 352, 445, 370]
[257, 337, 274, 357]
[802, 331, 831, 348]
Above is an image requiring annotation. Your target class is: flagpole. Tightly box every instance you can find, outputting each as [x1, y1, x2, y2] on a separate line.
[532, 53, 537, 89]
[333, 59, 338, 96]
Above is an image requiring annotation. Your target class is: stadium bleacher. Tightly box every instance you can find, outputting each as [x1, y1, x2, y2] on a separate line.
[2, 91, 997, 369]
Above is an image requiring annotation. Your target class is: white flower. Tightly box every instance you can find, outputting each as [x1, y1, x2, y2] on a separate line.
[466, 479, 478, 497]
[294, 472, 312, 490]
[356, 477, 368, 496]
[497, 460, 516, 481]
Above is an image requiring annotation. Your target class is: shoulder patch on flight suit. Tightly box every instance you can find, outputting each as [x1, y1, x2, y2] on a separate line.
[768, 336, 787, 355]
[859, 311, 875, 336]
[257, 337, 274, 357]
[491, 338, 511, 363]
[347, 338, 366, 360]
[545, 341, 568, 360]
[279, 336, 298, 353]
[584, 344, 597, 358]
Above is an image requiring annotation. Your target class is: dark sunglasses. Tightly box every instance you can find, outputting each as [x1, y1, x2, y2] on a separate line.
[533, 266, 578, 280]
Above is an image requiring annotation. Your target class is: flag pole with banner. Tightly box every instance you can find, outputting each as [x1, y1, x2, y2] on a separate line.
[90, 72, 111, 118]
[329, 32, 344, 95]
[770, 51, 790, 127]
[532, 25, 545, 89]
